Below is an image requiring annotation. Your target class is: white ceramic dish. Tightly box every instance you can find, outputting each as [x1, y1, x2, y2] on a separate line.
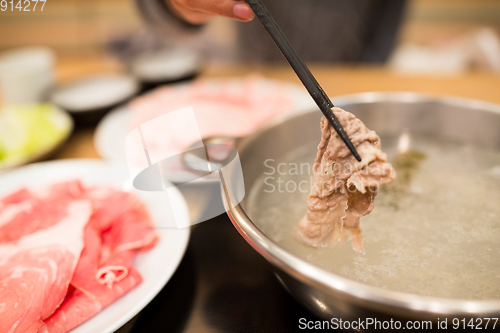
[0, 159, 190, 333]
[94, 105, 131, 164]
[130, 48, 202, 83]
[94, 77, 315, 183]
[50, 74, 139, 113]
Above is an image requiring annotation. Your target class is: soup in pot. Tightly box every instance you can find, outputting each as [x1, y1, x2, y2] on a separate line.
[249, 134, 500, 300]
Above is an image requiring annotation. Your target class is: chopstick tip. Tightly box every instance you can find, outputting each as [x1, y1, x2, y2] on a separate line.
[353, 150, 362, 162]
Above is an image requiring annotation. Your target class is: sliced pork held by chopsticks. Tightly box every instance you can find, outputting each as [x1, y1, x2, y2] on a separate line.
[297, 108, 396, 252]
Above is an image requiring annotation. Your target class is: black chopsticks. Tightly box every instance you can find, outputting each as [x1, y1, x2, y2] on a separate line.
[245, 0, 362, 162]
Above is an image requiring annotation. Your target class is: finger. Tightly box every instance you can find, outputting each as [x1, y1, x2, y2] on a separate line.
[175, 0, 254, 22]
[232, 2, 254, 21]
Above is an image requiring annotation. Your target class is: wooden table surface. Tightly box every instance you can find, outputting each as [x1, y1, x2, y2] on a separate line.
[53, 56, 500, 160]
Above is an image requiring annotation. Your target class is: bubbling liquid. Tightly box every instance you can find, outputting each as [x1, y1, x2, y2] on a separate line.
[248, 135, 500, 300]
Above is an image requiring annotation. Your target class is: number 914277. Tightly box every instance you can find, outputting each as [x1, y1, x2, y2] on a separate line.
[1, 0, 46, 12]
[452, 318, 498, 330]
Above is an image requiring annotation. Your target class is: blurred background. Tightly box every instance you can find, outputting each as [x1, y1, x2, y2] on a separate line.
[1, 0, 500, 72]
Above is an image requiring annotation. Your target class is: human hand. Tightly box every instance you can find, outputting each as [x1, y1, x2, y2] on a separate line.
[166, 0, 255, 24]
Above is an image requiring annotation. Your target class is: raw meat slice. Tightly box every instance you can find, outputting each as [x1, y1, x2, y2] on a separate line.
[39, 185, 158, 332]
[0, 200, 69, 244]
[46, 180, 135, 231]
[0, 180, 158, 333]
[0, 188, 31, 206]
[129, 76, 296, 162]
[38, 268, 142, 333]
[96, 250, 135, 287]
[298, 108, 396, 251]
[70, 193, 157, 298]
[97, 199, 157, 287]
[83, 185, 133, 231]
[45, 179, 85, 200]
[0, 181, 85, 244]
[69, 224, 108, 299]
[0, 200, 92, 333]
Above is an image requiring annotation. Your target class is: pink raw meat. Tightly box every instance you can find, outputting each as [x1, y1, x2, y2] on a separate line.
[0, 193, 75, 244]
[69, 224, 106, 299]
[0, 188, 31, 206]
[0, 181, 88, 244]
[0, 200, 92, 333]
[129, 76, 296, 159]
[38, 268, 142, 333]
[70, 191, 157, 299]
[0, 180, 159, 333]
[97, 198, 157, 287]
[40, 183, 158, 332]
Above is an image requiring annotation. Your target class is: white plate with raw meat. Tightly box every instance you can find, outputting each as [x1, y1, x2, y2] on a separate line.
[0, 159, 190, 333]
[94, 75, 315, 183]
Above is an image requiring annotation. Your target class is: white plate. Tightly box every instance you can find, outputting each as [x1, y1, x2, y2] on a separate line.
[130, 48, 202, 82]
[0, 159, 190, 333]
[94, 77, 315, 183]
[50, 74, 139, 113]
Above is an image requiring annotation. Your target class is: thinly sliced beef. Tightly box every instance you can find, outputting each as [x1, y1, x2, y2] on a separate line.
[0, 180, 158, 333]
[68, 224, 107, 299]
[0, 198, 71, 244]
[40, 182, 158, 332]
[129, 76, 296, 161]
[298, 108, 396, 251]
[0, 188, 31, 206]
[69, 192, 157, 298]
[0, 200, 92, 333]
[38, 268, 142, 333]
[0, 181, 87, 244]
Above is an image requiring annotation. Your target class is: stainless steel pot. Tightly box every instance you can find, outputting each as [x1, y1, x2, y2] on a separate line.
[222, 92, 500, 324]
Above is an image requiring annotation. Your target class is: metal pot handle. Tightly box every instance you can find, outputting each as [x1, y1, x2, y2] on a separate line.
[181, 136, 238, 175]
